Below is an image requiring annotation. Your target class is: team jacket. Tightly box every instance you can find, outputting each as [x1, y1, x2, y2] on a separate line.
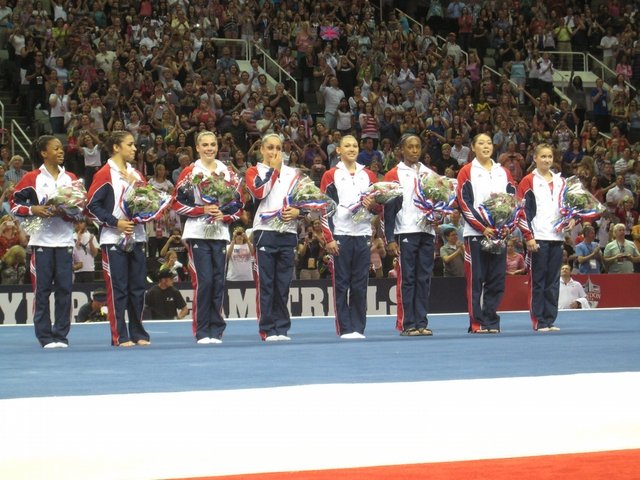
[320, 162, 378, 238]
[245, 163, 300, 234]
[383, 161, 437, 243]
[456, 158, 516, 237]
[86, 159, 146, 245]
[172, 160, 242, 241]
[517, 169, 565, 242]
[10, 165, 77, 247]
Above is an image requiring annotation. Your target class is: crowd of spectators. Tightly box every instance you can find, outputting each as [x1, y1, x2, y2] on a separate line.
[1, 0, 640, 285]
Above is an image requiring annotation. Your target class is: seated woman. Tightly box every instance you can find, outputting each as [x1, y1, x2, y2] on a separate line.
[506, 238, 526, 275]
[0, 245, 27, 285]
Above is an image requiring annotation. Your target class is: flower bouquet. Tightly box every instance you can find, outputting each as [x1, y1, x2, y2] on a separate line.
[260, 174, 336, 232]
[21, 180, 87, 235]
[46, 180, 87, 220]
[348, 181, 404, 223]
[181, 170, 242, 236]
[553, 176, 606, 232]
[119, 182, 171, 251]
[413, 171, 456, 230]
[477, 192, 522, 254]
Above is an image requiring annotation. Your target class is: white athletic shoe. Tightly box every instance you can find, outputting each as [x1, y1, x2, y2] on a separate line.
[43, 342, 60, 349]
[197, 337, 212, 344]
[55, 342, 69, 348]
[209, 338, 223, 344]
[340, 332, 365, 339]
[277, 335, 291, 341]
[264, 335, 280, 342]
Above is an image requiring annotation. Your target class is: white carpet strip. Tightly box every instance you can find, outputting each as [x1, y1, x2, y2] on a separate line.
[1, 372, 639, 480]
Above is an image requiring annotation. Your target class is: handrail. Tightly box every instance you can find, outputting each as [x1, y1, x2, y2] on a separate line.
[366, 0, 383, 24]
[436, 34, 468, 65]
[481, 64, 519, 89]
[10, 120, 31, 158]
[586, 53, 636, 94]
[207, 38, 250, 61]
[250, 42, 299, 102]
[394, 8, 423, 36]
[0, 97, 4, 146]
[480, 64, 574, 107]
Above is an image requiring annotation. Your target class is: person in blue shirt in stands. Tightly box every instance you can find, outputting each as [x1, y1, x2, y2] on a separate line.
[574, 225, 603, 274]
[356, 138, 382, 167]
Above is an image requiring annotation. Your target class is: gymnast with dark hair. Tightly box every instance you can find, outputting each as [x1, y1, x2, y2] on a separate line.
[10, 135, 77, 348]
[86, 131, 151, 347]
[383, 133, 438, 337]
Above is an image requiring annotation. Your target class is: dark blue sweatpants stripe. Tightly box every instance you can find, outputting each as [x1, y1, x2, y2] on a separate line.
[253, 230, 297, 338]
[396, 232, 435, 331]
[188, 239, 227, 340]
[529, 240, 563, 330]
[464, 236, 506, 332]
[31, 246, 73, 346]
[332, 235, 370, 335]
[102, 243, 149, 345]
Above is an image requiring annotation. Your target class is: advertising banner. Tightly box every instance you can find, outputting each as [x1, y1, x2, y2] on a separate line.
[0, 275, 636, 324]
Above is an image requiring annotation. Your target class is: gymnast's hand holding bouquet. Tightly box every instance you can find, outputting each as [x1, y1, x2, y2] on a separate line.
[119, 182, 171, 251]
[18, 180, 87, 235]
[173, 131, 244, 242]
[258, 173, 336, 232]
[553, 175, 606, 232]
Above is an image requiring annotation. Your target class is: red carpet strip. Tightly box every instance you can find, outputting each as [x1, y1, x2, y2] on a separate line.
[173, 449, 640, 480]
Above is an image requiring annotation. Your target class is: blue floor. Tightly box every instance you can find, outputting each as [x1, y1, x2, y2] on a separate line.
[1, 310, 638, 400]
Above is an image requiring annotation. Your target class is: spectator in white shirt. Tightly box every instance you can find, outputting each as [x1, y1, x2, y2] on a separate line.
[451, 134, 471, 167]
[48, 82, 69, 134]
[558, 264, 590, 309]
[599, 28, 619, 70]
[319, 75, 345, 131]
[395, 59, 416, 97]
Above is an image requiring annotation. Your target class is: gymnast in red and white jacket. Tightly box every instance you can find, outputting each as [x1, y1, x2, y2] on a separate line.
[455, 133, 516, 333]
[10, 135, 76, 347]
[172, 130, 243, 344]
[86, 131, 150, 346]
[517, 143, 566, 331]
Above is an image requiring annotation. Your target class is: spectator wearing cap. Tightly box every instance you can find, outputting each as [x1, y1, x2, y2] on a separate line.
[440, 228, 465, 277]
[5, 156, 28, 185]
[76, 288, 109, 323]
[144, 269, 188, 320]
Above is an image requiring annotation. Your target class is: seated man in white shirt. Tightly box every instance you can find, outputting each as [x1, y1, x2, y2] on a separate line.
[558, 264, 590, 309]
